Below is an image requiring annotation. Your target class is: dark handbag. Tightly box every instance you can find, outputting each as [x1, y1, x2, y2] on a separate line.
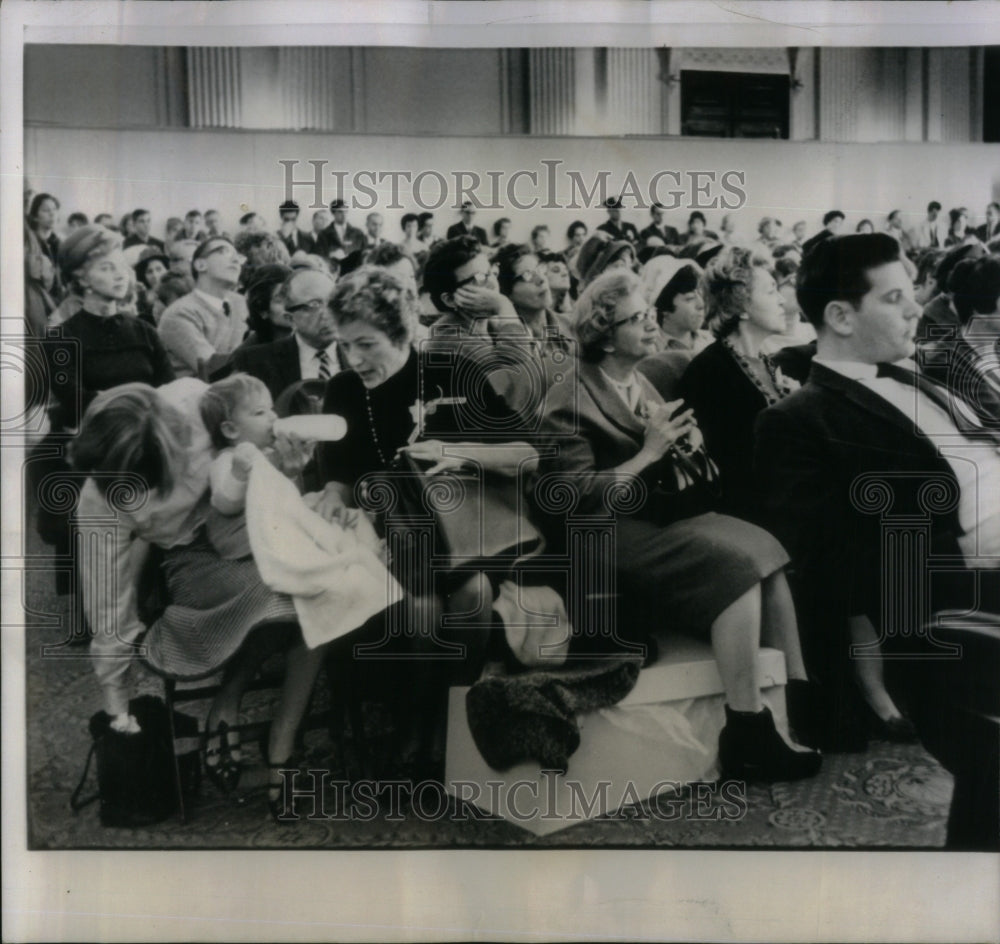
[70, 695, 201, 827]
[648, 440, 722, 525]
[383, 452, 544, 573]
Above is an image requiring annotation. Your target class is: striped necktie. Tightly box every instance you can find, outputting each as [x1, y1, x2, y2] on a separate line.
[316, 348, 332, 381]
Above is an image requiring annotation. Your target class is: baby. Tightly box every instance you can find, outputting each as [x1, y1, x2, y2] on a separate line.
[199, 373, 285, 560]
[199, 373, 379, 559]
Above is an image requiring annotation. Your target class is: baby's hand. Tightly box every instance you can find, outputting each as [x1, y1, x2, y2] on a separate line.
[231, 442, 260, 480]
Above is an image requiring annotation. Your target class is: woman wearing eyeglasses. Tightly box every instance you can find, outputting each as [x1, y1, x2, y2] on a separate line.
[533, 269, 822, 783]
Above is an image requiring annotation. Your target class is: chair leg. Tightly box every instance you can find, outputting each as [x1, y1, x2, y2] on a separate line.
[162, 679, 188, 823]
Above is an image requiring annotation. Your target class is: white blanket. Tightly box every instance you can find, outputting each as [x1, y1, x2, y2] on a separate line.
[246, 457, 404, 649]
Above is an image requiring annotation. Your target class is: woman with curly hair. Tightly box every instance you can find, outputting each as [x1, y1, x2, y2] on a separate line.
[675, 245, 797, 518]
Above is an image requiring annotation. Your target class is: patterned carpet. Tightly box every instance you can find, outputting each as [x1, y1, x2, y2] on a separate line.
[24, 547, 952, 850]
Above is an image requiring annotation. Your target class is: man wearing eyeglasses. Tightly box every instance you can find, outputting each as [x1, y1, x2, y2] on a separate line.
[158, 236, 251, 379]
[231, 268, 346, 402]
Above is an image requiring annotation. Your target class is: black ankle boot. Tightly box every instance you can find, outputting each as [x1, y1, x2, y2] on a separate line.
[718, 704, 822, 783]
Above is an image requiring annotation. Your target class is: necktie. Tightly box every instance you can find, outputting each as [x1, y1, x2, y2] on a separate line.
[316, 348, 332, 381]
[876, 361, 998, 442]
[222, 300, 231, 318]
[930, 228, 939, 248]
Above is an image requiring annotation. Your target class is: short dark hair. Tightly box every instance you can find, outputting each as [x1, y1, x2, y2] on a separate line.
[796, 233, 901, 329]
[493, 217, 511, 237]
[988, 202, 1000, 213]
[279, 200, 299, 214]
[401, 213, 419, 230]
[67, 212, 89, 227]
[654, 264, 700, 321]
[131, 208, 150, 222]
[494, 243, 535, 297]
[417, 212, 435, 227]
[914, 248, 946, 288]
[530, 224, 549, 240]
[934, 241, 985, 291]
[422, 236, 484, 312]
[823, 210, 845, 226]
[238, 212, 257, 226]
[185, 209, 201, 220]
[650, 203, 666, 214]
[28, 193, 59, 221]
[928, 201, 942, 213]
[191, 235, 236, 280]
[566, 220, 587, 240]
[688, 211, 707, 227]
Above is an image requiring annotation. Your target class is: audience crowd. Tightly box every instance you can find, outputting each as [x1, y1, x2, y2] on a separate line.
[22, 185, 1000, 847]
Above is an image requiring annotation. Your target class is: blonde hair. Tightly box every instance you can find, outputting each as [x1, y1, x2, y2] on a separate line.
[199, 373, 270, 450]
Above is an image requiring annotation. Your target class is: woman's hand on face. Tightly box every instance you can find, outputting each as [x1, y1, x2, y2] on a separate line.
[641, 399, 697, 459]
[398, 440, 468, 476]
[452, 286, 516, 321]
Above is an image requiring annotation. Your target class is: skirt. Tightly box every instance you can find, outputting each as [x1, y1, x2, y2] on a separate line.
[614, 512, 790, 638]
[144, 538, 297, 680]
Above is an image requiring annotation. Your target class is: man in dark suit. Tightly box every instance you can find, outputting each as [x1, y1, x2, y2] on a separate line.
[445, 201, 488, 245]
[276, 200, 316, 256]
[317, 198, 366, 265]
[231, 268, 345, 402]
[122, 208, 165, 252]
[975, 201, 1000, 244]
[596, 196, 640, 245]
[755, 233, 1000, 848]
[638, 202, 680, 248]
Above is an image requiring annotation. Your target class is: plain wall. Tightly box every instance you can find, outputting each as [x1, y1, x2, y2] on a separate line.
[24, 126, 1000, 245]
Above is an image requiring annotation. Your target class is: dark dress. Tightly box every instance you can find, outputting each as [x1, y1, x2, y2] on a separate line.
[675, 340, 769, 519]
[45, 309, 175, 430]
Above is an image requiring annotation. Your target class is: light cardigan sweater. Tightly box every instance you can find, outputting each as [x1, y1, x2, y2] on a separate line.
[158, 288, 249, 377]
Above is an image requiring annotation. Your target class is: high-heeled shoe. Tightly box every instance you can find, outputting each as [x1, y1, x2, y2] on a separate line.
[718, 704, 823, 783]
[204, 721, 243, 795]
[866, 709, 919, 743]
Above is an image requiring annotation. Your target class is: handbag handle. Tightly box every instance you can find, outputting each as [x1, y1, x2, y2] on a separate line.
[69, 742, 100, 813]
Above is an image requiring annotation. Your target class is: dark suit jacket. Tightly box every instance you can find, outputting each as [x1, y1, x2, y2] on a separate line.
[445, 222, 489, 245]
[317, 222, 366, 260]
[975, 222, 1000, 244]
[230, 334, 347, 402]
[754, 362, 965, 631]
[638, 222, 681, 247]
[277, 228, 317, 256]
[768, 341, 816, 385]
[596, 220, 641, 245]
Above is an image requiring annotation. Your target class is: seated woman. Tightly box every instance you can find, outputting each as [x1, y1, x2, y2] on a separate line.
[575, 231, 635, 291]
[533, 270, 821, 782]
[675, 246, 798, 518]
[318, 266, 540, 771]
[493, 243, 577, 400]
[46, 225, 174, 432]
[240, 263, 294, 347]
[73, 378, 334, 821]
[134, 246, 171, 326]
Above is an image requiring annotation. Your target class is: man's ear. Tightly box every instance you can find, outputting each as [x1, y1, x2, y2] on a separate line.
[823, 299, 855, 336]
[440, 291, 455, 310]
[193, 257, 207, 275]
